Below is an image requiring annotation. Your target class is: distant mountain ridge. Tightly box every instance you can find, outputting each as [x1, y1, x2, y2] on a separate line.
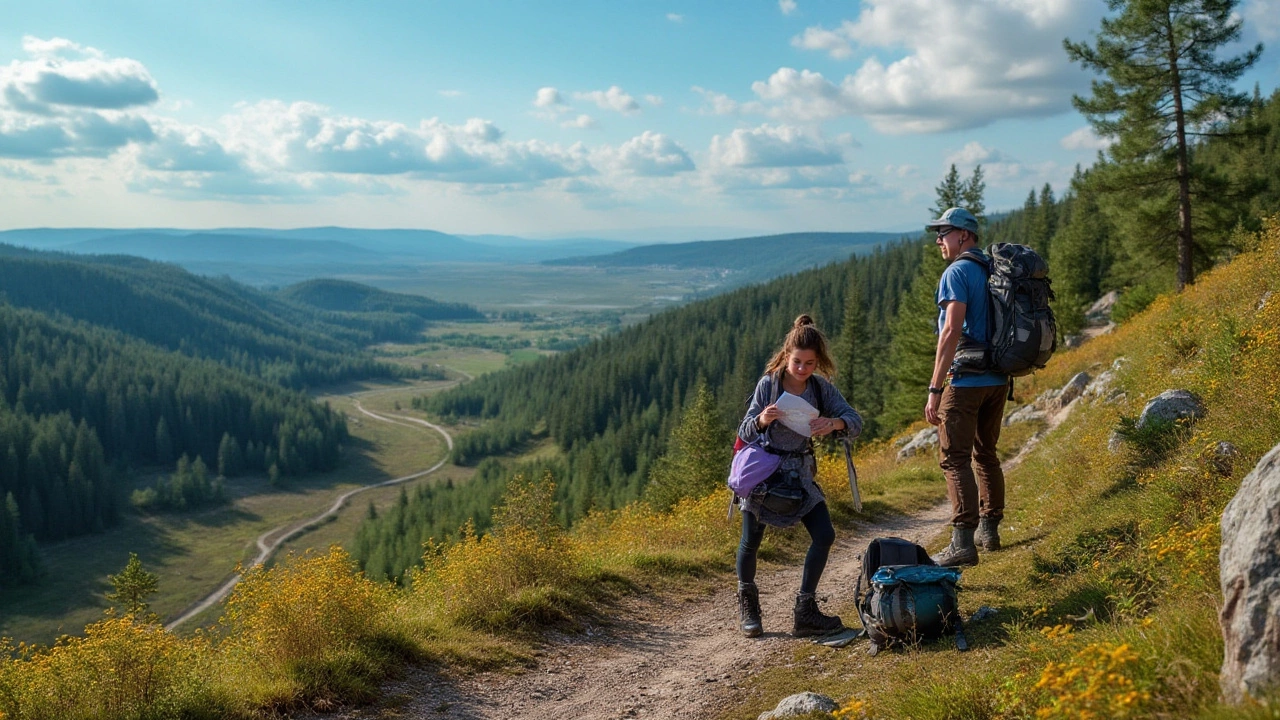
[545, 231, 909, 280]
[0, 227, 636, 264]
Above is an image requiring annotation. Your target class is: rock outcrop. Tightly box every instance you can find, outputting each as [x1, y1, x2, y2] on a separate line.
[896, 427, 938, 461]
[1135, 389, 1206, 431]
[758, 692, 839, 720]
[1220, 440, 1280, 704]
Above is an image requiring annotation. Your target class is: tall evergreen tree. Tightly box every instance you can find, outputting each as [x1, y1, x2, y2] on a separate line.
[834, 275, 878, 436]
[962, 165, 987, 228]
[643, 384, 731, 513]
[106, 552, 158, 618]
[1065, 0, 1262, 291]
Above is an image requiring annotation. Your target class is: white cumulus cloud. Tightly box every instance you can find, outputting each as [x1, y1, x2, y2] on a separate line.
[534, 86, 565, 109]
[3, 35, 160, 112]
[770, 0, 1105, 133]
[598, 131, 694, 176]
[791, 24, 854, 59]
[709, 124, 847, 168]
[561, 114, 597, 129]
[779, 0, 798, 15]
[667, 13, 684, 23]
[575, 86, 641, 115]
[1060, 126, 1114, 151]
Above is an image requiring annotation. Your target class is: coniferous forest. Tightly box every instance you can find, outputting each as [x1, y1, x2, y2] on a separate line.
[0, 247, 480, 587]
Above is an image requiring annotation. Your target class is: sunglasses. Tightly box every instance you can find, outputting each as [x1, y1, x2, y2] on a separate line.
[935, 226, 959, 239]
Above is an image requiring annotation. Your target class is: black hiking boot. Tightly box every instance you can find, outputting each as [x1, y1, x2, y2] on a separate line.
[931, 526, 979, 567]
[975, 517, 1001, 551]
[738, 582, 762, 638]
[792, 592, 843, 637]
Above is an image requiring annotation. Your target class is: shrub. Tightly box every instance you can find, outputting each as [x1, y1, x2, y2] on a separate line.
[0, 617, 223, 720]
[411, 473, 581, 630]
[218, 546, 400, 708]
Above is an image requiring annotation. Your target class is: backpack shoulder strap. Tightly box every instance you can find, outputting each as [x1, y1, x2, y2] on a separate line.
[956, 248, 989, 273]
[807, 375, 826, 417]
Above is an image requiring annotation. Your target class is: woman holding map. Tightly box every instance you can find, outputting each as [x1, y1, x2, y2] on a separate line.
[734, 314, 863, 639]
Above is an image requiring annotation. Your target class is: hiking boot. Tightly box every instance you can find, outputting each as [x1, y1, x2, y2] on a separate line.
[738, 582, 762, 638]
[975, 517, 1001, 551]
[931, 526, 979, 567]
[792, 592, 843, 637]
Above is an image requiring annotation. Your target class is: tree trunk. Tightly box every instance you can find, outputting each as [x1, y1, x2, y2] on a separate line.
[1168, 11, 1194, 291]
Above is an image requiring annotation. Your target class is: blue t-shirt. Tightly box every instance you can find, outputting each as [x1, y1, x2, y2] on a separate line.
[936, 252, 1008, 388]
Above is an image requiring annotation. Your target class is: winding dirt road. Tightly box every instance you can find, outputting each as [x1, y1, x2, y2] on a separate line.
[165, 397, 453, 631]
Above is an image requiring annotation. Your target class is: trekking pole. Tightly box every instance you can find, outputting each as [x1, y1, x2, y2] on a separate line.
[841, 436, 862, 513]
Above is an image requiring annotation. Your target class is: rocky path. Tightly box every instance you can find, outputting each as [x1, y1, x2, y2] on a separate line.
[332, 501, 952, 720]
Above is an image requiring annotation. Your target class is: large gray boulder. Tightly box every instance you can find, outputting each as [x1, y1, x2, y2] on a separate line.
[1084, 357, 1127, 402]
[1058, 372, 1092, 407]
[1135, 389, 1205, 431]
[758, 692, 838, 720]
[1220, 441, 1280, 703]
[896, 427, 938, 461]
[1086, 290, 1119, 325]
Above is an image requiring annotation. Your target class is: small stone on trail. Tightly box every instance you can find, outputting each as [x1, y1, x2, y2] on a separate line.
[970, 606, 999, 622]
[758, 692, 839, 720]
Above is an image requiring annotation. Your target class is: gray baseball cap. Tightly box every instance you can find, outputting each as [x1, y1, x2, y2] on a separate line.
[925, 207, 979, 235]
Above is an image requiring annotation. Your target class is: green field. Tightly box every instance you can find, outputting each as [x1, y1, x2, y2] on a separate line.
[0, 380, 456, 645]
[353, 263, 728, 314]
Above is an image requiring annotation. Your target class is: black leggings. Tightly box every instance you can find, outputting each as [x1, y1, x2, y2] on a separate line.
[736, 501, 835, 594]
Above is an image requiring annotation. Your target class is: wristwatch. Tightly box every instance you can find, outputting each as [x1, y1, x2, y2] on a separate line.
[928, 386, 944, 395]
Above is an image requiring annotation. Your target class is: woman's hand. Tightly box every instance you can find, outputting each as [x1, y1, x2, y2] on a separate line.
[809, 417, 844, 437]
[757, 404, 781, 429]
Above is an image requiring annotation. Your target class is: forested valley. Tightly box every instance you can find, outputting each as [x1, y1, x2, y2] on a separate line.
[0, 247, 479, 586]
[354, 86, 1280, 583]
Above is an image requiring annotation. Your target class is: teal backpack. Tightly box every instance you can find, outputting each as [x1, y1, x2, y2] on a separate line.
[855, 537, 968, 656]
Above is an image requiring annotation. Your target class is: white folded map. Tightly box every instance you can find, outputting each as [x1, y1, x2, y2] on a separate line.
[775, 391, 819, 437]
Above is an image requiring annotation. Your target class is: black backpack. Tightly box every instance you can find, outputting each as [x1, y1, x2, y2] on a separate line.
[955, 243, 1057, 378]
[854, 537, 967, 656]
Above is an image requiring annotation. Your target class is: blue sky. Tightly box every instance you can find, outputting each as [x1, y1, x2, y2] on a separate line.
[1, 0, 1277, 240]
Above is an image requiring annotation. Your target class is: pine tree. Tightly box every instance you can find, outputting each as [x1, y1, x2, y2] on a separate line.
[834, 274, 878, 436]
[934, 164, 965, 214]
[106, 552, 158, 618]
[1065, 0, 1262, 290]
[643, 384, 731, 512]
[962, 165, 987, 228]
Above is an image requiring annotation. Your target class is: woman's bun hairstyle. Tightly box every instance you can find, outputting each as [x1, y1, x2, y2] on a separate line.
[765, 313, 836, 378]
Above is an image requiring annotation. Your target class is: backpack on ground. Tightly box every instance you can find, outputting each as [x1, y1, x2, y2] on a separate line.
[854, 537, 967, 656]
[955, 243, 1057, 378]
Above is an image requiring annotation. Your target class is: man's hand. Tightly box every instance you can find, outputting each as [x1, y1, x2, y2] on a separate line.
[925, 393, 942, 426]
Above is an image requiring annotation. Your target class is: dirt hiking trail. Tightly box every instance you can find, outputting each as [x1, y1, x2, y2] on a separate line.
[329, 500, 952, 720]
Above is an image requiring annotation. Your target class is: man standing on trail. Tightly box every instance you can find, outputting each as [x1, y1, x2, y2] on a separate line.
[922, 207, 1008, 567]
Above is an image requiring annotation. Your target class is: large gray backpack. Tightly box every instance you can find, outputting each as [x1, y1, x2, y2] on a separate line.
[955, 244, 1057, 378]
[855, 537, 967, 656]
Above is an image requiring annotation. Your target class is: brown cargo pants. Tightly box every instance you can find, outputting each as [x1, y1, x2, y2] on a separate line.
[938, 383, 1007, 528]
